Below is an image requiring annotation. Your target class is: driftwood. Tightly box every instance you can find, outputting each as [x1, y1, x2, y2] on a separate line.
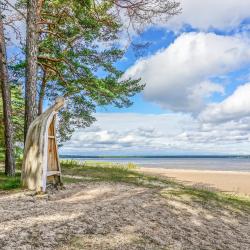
[21, 97, 65, 192]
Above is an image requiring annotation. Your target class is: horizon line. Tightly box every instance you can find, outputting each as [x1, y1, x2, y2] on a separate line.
[60, 154, 250, 158]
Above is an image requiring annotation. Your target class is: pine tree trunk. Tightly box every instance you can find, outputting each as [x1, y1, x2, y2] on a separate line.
[24, 0, 39, 140]
[38, 69, 47, 115]
[0, 10, 16, 176]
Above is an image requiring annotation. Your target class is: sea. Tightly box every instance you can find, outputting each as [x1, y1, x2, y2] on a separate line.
[60, 156, 250, 172]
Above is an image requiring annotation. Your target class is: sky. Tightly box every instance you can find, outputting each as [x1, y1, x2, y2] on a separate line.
[60, 0, 250, 156]
[8, 0, 250, 156]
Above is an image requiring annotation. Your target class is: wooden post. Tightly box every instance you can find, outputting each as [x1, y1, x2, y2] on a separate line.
[21, 97, 65, 192]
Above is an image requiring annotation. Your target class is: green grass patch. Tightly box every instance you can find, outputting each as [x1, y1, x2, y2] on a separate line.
[61, 160, 160, 186]
[61, 160, 175, 188]
[61, 160, 250, 212]
[0, 172, 21, 190]
[62, 159, 137, 169]
[161, 185, 250, 212]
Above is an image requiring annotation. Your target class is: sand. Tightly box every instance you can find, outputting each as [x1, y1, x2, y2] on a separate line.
[0, 182, 250, 250]
[138, 168, 250, 196]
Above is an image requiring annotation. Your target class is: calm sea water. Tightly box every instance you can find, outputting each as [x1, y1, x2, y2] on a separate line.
[61, 156, 250, 172]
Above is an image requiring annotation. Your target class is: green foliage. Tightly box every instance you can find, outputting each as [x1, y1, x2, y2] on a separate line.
[0, 85, 24, 160]
[36, 0, 144, 142]
[0, 171, 21, 190]
[61, 160, 154, 185]
[61, 160, 137, 169]
[9, 85, 25, 143]
[11, 0, 181, 144]
[15, 0, 145, 143]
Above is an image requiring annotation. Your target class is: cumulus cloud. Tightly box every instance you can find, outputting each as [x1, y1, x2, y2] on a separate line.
[118, 0, 250, 45]
[124, 32, 250, 113]
[61, 113, 250, 155]
[167, 0, 250, 31]
[61, 113, 197, 154]
[199, 83, 250, 123]
[60, 2, 250, 155]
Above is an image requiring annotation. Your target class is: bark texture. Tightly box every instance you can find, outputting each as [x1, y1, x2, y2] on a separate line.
[25, 0, 39, 139]
[0, 10, 16, 176]
[38, 69, 47, 115]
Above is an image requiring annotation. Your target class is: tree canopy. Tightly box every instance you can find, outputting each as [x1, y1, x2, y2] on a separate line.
[0, 0, 180, 174]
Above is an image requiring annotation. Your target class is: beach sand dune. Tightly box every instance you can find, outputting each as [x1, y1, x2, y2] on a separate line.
[138, 168, 250, 196]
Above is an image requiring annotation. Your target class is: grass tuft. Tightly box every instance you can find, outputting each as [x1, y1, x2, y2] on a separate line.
[0, 172, 21, 190]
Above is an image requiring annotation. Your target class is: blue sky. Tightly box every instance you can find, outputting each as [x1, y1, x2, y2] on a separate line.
[28, 0, 250, 156]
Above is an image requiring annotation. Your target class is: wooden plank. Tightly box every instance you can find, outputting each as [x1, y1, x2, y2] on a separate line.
[52, 116, 62, 184]
[52, 117, 59, 172]
[47, 171, 60, 176]
[46, 116, 62, 186]
[47, 118, 59, 172]
[48, 119, 54, 136]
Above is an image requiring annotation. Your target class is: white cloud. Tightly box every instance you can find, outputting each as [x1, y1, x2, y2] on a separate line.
[61, 112, 250, 155]
[118, 0, 250, 45]
[61, 112, 198, 155]
[124, 32, 250, 113]
[199, 83, 250, 123]
[167, 0, 250, 31]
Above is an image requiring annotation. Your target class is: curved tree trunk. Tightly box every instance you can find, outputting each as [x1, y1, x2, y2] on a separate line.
[0, 10, 16, 176]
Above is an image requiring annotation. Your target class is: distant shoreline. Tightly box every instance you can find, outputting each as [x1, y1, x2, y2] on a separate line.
[60, 156, 250, 172]
[60, 155, 250, 159]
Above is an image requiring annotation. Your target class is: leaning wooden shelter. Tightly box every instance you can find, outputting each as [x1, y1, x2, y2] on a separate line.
[21, 97, 65, 192]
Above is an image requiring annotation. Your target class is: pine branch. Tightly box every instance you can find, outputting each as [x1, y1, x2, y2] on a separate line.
[2, 0, 26, 20]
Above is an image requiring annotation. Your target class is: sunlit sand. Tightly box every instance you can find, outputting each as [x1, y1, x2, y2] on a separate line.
[138, 168, 250, 196]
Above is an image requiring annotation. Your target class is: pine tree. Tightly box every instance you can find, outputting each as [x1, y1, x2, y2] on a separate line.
[12, 0, 180, 142]
[0, 7, 16, 175]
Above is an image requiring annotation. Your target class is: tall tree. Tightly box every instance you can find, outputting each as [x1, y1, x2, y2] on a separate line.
[24, 0, 39, 139]
[0, 7, 16, 176]
[35, 0, 180, 142]
[15, 0, 180, 142]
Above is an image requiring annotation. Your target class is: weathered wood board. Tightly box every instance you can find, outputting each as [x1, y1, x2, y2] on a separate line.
[21, 97, 64, 192]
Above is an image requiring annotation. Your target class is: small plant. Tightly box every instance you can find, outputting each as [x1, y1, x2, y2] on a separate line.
[60, 159, 83, 168]
[126, 162, 137, 169]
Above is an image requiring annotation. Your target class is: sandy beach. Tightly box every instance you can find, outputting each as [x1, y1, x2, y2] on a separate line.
[138, 168, 250, 196]
[1, 181, 250, 250]
[1, 161, 250, 249]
